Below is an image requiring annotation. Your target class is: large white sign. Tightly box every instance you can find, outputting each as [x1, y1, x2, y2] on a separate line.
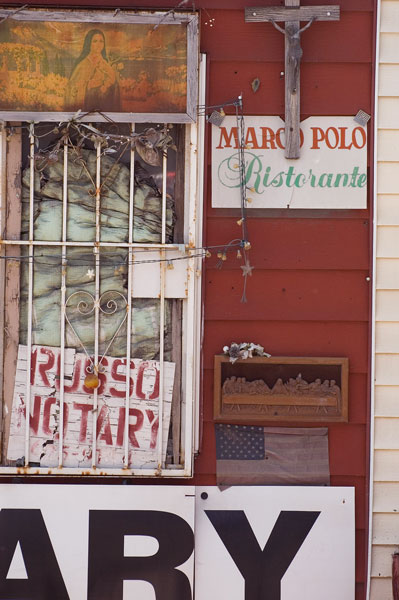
[0, 485, 195, 600]
[212, 116, 367, 209]
[7, 345, 175, 469]
[0, 485, 354, 600]
[195, 486, 355, 600]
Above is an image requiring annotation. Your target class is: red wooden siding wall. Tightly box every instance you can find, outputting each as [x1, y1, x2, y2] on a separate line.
[15, 0, 375, 598]
[195, 2, 375, 600]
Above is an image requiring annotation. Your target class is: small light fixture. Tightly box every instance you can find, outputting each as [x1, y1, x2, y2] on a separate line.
[207, 110, 225, 127]
[354, 110, 371, 126]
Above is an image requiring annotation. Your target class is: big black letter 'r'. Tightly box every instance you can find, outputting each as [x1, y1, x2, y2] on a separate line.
[88, 510, 194, 600]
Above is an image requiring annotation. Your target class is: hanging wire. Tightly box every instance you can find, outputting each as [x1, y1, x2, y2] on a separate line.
[5, 113, 174, 174]
[0, 242, 244, 268]
[4, 101, 253, 298]
[197, 97, 242, 117]
[205, 94, 253, 301]
[235, 95, 250, 244]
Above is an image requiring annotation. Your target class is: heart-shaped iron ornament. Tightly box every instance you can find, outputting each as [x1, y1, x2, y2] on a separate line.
[65, 290, 128, 380]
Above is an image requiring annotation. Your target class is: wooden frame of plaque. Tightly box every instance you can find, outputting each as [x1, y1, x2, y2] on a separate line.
[214, 355, 349, 423]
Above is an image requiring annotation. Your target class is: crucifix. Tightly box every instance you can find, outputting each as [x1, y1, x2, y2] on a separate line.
[245, 0, 340, 159]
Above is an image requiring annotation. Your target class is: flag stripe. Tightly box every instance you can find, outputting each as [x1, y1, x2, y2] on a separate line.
[215, 424, 330, 486]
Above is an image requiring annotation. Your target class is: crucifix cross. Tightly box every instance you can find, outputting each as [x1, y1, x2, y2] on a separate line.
[245, 0, 340, 159]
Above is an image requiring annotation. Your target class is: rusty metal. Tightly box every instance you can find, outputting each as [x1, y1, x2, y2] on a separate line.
[59, 139, 68, 467]
[157, 148, 167, 469]
[7, 465, 192, 476]
[91, 140, 101, 468]
[0, 239, 182, 249]
[65, 291, 128, 374]
[24, 125, 35, 466]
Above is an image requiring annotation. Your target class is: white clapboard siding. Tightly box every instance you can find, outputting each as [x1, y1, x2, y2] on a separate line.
[378, 99, 399, 129]
[376, 227, 399, 256]
[370, 577, 393, 600]
[375, 322, 399, 351]
[377, 163, 399, 194]
[380, 32, 399, 62]
[375, 387, 399, 417]
[377, 130, 399, 159]
[374, 418, 399, 449]
[373, 482, 399, 512]
[374, 450, 399, 482]
[373, 9, 399, 597]
[371, 546, 397, 577]
[376, 290, 399, 321]
[373, 514, 399, 545]
[376, 259, 399, 289]
[375, 355, 399, 385]
[373, 75, 399, 572]
[381, 2, 399, 32]
[379, 65, 399, 95]
[377, 195, 399, 224]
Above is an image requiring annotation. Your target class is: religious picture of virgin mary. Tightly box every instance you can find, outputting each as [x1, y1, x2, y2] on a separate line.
[65, 29, 120, 111]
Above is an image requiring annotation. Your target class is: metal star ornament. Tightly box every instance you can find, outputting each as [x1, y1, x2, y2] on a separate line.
[240, 259, 254, 303]
[86, 268, 95, 280]
[241, 262, 254, 277]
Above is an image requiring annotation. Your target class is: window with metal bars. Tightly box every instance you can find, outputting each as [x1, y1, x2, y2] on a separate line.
[0, 111, 204, 475]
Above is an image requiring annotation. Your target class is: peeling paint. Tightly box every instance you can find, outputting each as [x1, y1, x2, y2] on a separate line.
[8, 344, 175, 470]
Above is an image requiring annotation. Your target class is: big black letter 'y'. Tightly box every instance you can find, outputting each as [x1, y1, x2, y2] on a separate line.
[206, 510, 320, 600]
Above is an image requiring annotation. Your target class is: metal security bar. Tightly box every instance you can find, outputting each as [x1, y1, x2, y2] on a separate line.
[124, 125, 135, 469]
[24, 125, 35, 466]
[58, 139, 68, 467]
[0, 118, 203, 477]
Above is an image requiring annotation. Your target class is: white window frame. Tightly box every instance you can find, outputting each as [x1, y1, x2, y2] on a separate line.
[0, 42, 205, 477]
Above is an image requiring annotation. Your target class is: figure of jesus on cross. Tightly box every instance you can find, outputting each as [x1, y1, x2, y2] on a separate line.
[245, 0, 340, 159]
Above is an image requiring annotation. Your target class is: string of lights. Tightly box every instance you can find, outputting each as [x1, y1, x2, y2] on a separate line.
[202, 95, 253, 300]
[0, 240, 245, 268]
[3, 97, 253, 297]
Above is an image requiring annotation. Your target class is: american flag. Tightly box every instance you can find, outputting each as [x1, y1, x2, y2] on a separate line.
[215, 424, 330, 486]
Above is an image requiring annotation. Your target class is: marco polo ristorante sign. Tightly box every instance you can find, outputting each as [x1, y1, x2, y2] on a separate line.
[212, 116, 367, 209]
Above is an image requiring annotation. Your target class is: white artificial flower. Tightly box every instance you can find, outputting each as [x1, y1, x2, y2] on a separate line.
[222, 341, 272, 362]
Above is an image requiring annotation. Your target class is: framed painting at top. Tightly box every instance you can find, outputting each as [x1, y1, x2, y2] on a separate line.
[0, 9, 199, 122]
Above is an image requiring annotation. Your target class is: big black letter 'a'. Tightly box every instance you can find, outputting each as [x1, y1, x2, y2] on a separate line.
[206, 510, 320, 600]
[88, 510, 194, 600]
[0, 509, 69, 599]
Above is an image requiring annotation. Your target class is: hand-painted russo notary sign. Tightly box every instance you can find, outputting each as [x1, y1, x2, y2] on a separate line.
[212, 116, 367, 209]
[7, 345, 175, 469]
